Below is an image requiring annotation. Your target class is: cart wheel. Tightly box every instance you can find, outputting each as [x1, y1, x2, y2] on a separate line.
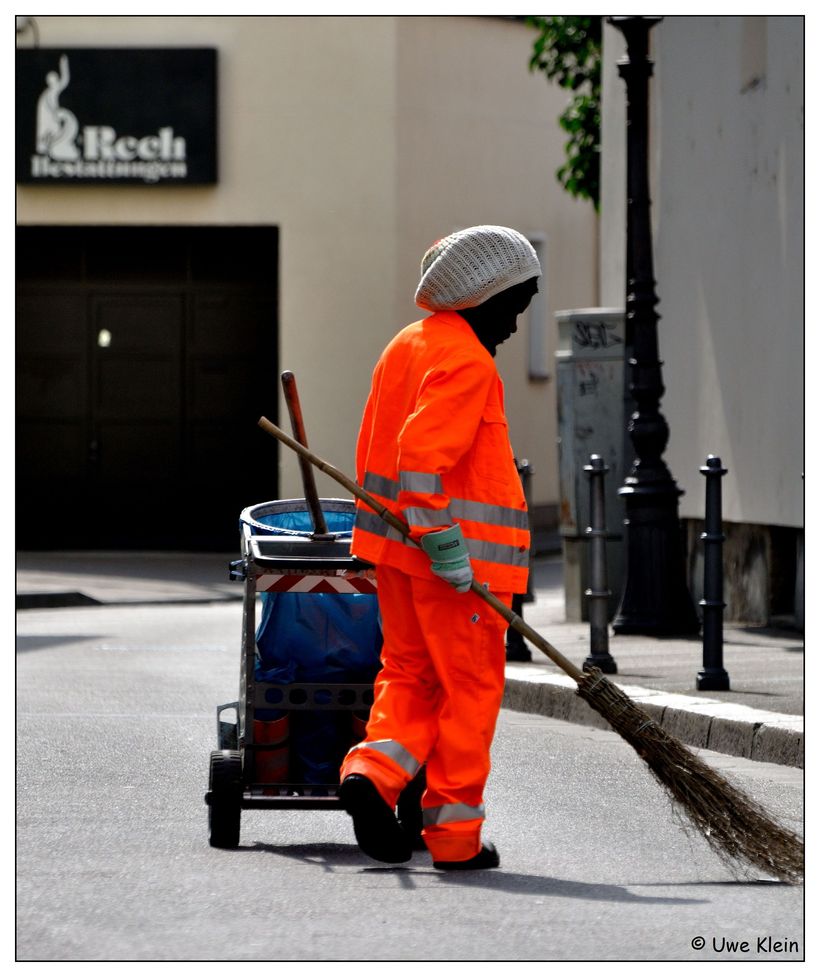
[208, 750, 242, 849]
[397, 766, 426, 851]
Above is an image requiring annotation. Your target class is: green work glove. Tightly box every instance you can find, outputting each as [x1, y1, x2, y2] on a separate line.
[420, 524, 473, 593]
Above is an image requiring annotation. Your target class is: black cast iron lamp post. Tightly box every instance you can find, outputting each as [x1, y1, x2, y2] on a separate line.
[609, 16, 699, 636]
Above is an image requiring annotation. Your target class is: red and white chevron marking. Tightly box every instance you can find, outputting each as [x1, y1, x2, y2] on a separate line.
[256, 573, 377, 595]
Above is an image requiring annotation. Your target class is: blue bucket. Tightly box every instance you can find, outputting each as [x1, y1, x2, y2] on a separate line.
[240, 497, 356, 538]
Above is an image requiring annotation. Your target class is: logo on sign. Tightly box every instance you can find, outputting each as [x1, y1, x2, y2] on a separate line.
[30, 54, 188, 183]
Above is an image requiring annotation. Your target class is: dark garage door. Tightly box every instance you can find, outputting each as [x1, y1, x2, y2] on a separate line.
[16, 225, 279, 550]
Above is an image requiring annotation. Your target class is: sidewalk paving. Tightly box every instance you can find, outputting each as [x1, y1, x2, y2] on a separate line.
[16, 550, 804, 768]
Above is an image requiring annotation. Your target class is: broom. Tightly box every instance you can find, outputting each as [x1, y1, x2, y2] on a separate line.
[257, 414, 804, 883]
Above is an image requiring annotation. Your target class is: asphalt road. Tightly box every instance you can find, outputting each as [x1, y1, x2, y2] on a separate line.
[16, 602, 804, 962]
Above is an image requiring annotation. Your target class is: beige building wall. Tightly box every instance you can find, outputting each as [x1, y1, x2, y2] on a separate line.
[17, 15, 598, 527]
[652, 15, 803, 530]
[598, 23, 627, 310]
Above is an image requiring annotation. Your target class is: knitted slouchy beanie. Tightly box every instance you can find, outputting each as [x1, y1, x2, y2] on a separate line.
[414, 225, 541, 312]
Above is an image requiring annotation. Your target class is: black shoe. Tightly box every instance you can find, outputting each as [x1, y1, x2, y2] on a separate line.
[433, 842, 500, 871]
[339, 774, 412, 864]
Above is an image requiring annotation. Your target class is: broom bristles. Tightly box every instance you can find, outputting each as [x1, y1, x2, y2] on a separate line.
[576, 668, 804, 883]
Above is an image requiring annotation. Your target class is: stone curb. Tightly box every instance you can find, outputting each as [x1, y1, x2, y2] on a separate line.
[503, 667, 804, 769]
[16, 591, 241, 609]
[16, 592, 102, 609]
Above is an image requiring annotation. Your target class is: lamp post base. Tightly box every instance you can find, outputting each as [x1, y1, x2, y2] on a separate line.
[696, 669, 730, 691]
[612, 484, 700, 637]
[583, 652, 618, 674]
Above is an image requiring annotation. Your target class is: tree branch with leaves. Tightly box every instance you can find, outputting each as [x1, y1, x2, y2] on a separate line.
[528, 15, 602, 211]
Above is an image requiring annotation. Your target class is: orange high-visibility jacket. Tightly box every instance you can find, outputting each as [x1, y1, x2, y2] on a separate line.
[351, 310, 530, 593]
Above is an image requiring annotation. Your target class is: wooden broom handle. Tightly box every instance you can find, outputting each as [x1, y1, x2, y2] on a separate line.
[257, 415, 585, 683]
[280, 372, 329, 536]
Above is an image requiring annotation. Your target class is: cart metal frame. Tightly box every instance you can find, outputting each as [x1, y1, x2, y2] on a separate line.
[205, 499, 382, 845]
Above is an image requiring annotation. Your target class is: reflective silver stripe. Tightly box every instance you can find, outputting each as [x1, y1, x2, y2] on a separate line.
[464, 538, 530, 568]
[349, 739, 421, 777]
[363, 472, 526, 531]
[356, 509, 528, 566]
[399, 470, 443, 495]
[362, 471, 399, 501]
[404, 506, 453, 528]
[450, 498, 529, 530]
[355, 508, 410, 544]
[423, 802, 486, 827]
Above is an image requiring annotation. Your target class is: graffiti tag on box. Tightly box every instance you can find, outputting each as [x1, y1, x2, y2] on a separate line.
[573, 319, 623, 352]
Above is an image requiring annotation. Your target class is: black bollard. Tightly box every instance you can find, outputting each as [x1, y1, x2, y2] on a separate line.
[505, 592, 531, 662]
[506, 457, 534, 662]
[696, 455, 730, 691]
[583, 455, 618, 674]
[517, 458, 535, 604]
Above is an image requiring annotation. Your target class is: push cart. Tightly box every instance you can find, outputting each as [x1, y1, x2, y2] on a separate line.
[205, 496, 423, 849]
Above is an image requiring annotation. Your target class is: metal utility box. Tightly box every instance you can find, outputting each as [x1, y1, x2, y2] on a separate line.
[555, 309, 628, 621]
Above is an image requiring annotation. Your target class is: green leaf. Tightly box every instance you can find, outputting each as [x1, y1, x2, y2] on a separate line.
[529, 15, 601, 209]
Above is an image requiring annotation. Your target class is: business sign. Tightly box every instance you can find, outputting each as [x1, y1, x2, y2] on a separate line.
[16, 48, 217, 185]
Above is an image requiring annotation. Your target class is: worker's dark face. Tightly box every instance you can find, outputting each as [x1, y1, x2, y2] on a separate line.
[462, 278, 539, 357]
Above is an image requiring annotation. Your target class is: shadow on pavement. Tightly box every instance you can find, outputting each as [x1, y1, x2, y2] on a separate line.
[243, 841, 708, 904]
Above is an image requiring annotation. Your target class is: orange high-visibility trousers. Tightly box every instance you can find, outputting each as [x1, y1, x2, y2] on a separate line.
[340, 564, 511, 863]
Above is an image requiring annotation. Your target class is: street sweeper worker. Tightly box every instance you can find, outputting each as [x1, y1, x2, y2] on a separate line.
[338, 225, 541, 870]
